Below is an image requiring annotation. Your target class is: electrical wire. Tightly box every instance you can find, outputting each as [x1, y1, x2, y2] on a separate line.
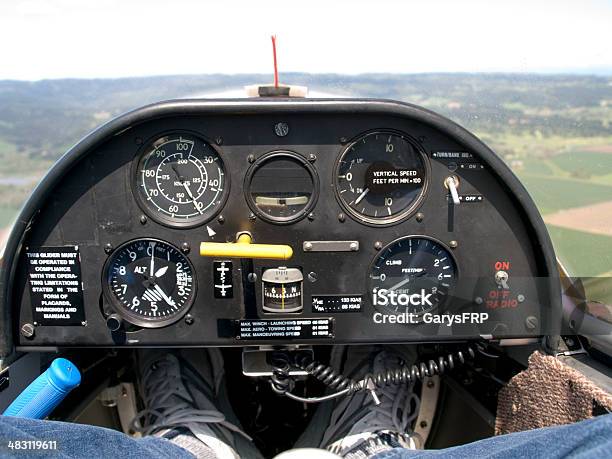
[269, 345, 482, 404]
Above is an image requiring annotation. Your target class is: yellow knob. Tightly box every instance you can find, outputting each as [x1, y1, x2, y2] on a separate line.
[200, 233, 293, 260]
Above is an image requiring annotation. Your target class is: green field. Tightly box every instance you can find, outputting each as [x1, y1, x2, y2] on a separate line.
[547, 225, 612, 306]
[509, 142, 612, 305]
[551, 151, 612, 178]
[515, 173, 612, 214]
[547, 225, 612, 277]
[0, 206, 20, 228]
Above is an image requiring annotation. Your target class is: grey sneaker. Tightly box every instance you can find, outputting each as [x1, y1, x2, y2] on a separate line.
[320, 347, 420, 457]
[131, 349, 261, 459]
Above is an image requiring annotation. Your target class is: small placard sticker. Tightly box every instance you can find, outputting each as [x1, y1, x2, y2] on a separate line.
[26, 246, 85, 326]
[213, 261, 233, 298]
[312, 295, 363, 313]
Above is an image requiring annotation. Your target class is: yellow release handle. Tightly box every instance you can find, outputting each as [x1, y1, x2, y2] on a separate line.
[200, 233, 293, 260]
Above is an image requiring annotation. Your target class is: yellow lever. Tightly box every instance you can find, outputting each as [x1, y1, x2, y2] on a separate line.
[200, 233, 293, 260]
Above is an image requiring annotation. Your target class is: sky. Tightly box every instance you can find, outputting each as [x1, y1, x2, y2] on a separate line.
[1, 0, 611, 81]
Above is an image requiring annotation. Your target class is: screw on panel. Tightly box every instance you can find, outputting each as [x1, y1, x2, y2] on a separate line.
[140, 215, 148, 225]
[21, 323, 35, 339]
[338, 213, 346, 222]
[474, 297, 483, 305]
[274, 122, 289, 137]
[104, 243, 114, 254]
[349, 242, 358, 251]
[374, 241, 383, 250]
[307, 213, 315, 221]
[339, 137, 348, 144]
[416, 212, 424, 222]
[247, 273, 258, 283]
[249, 213, 257, 221]
[420, 421, 428, 428]
[304, 242, 313, 252]
[525, 316, 538, 330]
[215, 137, 223, 146]
[449, 240, 458, 249]
[217, 215, 225, 224]
[181, 242, 190, 254]
[308, 153, 317, 163]
[517, 294, 525, 303]
[135, 137, 143, 145]
[427, 380, 435, 388]
[185, 315, 194, 325]
[308, 272, 318, 282]
[247, 154, 256, 163]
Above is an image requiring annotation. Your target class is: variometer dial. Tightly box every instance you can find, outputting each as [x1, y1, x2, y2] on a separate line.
[103, 239, 196, 328]
[134, 133, 227, 227]
[335, 131, 427, 225]
[369, 236, 457, 315]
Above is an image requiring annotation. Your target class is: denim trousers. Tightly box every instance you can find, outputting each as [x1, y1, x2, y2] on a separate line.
[0, 414, 610, 458]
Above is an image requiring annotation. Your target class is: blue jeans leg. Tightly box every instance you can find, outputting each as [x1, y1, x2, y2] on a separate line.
[0, 416, 193, 459]
[373, 413, 612, 459]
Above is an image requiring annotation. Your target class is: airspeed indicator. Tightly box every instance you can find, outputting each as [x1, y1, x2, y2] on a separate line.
[134, 133, 228, 228]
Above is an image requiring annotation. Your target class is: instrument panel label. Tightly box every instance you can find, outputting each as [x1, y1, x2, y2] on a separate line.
[26, 246, 85, 326]
[312, 295, 363, 313]
[233, 318, 334, 340]
[213, 261, 233, 298]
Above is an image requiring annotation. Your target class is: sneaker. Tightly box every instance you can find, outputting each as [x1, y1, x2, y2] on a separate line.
[320, 346, 421, 457]
[131, 349, 262, 459]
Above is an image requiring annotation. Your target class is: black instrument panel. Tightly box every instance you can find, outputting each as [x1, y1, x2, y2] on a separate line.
[4, 99, 561, 352]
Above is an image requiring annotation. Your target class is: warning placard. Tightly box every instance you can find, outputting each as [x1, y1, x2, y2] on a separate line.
[235, 318, 334, 340]
[26, 246, 85, 326]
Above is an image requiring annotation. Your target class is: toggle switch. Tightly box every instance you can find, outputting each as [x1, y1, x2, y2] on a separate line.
[495, 270, 509, 289]
[444, 176, 460, 205]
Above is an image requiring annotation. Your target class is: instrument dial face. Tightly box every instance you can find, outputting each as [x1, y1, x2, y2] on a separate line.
[335, 131, 427, 225]
[245, 151, 318, 224]
[134, 133, 227, 227]
[369, 236, 457, 315]
[103, 239, 196, 328]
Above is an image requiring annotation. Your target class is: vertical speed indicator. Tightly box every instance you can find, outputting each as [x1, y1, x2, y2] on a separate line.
[134, 133, 228, 228]
[369, 236, 457, 316]
[335, 131, 427, 225]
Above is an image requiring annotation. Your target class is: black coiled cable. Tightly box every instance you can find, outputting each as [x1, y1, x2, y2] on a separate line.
[297, 357, 355, 392]
[366, 347, 476, 390]
[269, 353, 295, 395]
[269, 346, 479, 403]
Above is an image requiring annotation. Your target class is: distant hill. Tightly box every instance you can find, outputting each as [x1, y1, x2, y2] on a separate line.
[0, 73, 610, 165]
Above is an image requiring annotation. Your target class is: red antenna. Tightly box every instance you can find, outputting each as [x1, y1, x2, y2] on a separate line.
[271, 35, 279, 88]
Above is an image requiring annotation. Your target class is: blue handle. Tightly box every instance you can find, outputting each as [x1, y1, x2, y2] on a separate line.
[3, 358, 81, 419]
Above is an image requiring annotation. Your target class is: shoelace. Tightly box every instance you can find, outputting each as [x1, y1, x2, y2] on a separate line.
[130, 357, 250, 440]
[370, 384, 421, 433]
[322, 355, 421, 447]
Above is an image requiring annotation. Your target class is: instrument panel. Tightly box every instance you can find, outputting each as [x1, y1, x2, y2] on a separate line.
[1, 99, 561, 354]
